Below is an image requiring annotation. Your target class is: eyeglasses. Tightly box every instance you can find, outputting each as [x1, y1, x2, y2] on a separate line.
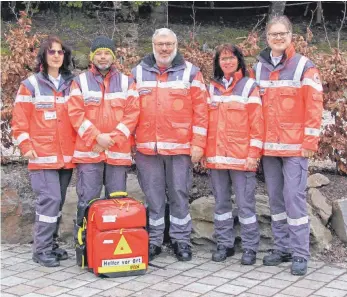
[153, 42, 176, 48]
[267, 32, 290, 39]
[220, 56, 237, 62]
[47, 49, 65, 56]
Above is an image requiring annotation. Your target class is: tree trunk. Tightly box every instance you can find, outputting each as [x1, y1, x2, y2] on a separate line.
[268, 1, 286, 19]
[316, 1, 322, 24]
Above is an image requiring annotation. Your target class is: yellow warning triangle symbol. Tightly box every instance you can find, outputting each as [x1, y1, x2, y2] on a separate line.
[113, 235, 132, 255]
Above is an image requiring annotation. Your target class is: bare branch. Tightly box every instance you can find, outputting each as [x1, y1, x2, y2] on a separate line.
[308, 5, 318, 30]
[190, 1, 197, 43]
[96, 10, 109, 38]
[337, 1, 347, 50]
[321, 9, 332, 51]
[111, 1, 119, 41]
[252, 14, 266, 33]
[8, 2, 18, 21]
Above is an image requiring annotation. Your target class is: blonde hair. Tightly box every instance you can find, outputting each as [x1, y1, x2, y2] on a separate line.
[266, 15, 293, 34]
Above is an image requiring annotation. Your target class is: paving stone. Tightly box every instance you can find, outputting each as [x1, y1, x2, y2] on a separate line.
[45, 271, 77, 281]
[308, 261, 326, 269]
[260, 278, 293, 289]
[215, 283, 248, 295]
[150, 281, 184, 293]
[25, 277, 58, 288]
[313, 287, 347, 297]
[183, 282, 216, 294]
[212, 269, 243, 279]
[165, 290, 200, 297]
[197, 262, 226, 272]
[182, 268, 214, 278]
[166, 262, 197, 271]
[153, 255, 178, 264]
[35, 285, 71, 296]
[253, 265, 285, 274]
[54, 278, 90, 289]
[280, 285, 315, 297]
[54, 295, 77, 297]
[304, 271, 337, 282]
[59, 259, 76, 268]
[327, 279, 347, 290]
[278, 262, 292, 268]
[247, 285, 281, 296]
[167, 275, 198, 285]
[3, 284, 37, 295]
[225, 264, 255, 273]
[188, 257, 210, 265]
[338, 274, 347, 281]
[1, 251, 17, 259]
[2, 257, 29, 265]
[130, 288, 166, 297]
[73, 272, 99, 282]
[104, 275, 138, 283]
[117, 280, 151, 291]
[17, 253, 36, 260]
[6, 262, 38, 272]
[238, 293, 269, 297]
[10, 245, 33, 253]
[317, 266, 346, 276]
[230, 277, 261, 288]
[150, 268, 181, 277]
[100, 287, 134, 297]
[294, 279, 326, 290]
[1, 276, 28, 287]
[135, 274, 166, 284]
[85, 279, 120, 290]
[200, 292, 230, 297]
[194, 251, 213, 259]
[197, 276, 229, 286]
[34, 265, 65, 273]
[242, 270, 273, 280]
[273, 271, 303, 282]
[16, 270, 47, 280]
[66, 286, 102, 297]
[1, 269, 19, 279]
[0, 293, 17, 297]
[62, 265, 87, 275]
[21, 294, 49, 297]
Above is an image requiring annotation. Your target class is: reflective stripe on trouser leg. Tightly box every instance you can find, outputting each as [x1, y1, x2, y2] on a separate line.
[53, 169, 73, 240]
[135, 152, 166, 246]
[165, 155, 193, 245]
[230, 170, 259, 251]
[30, 169, 62, 253]
[209, 169, 234, 248]
[104, 164, 127, 195]
[283, 157, 310, 259]
[262, 156, 289, 253]
[76, 163, 104, 225]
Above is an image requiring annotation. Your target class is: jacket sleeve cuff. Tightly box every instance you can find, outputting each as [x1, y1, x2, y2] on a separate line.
[20, 141, 34, 156]
[192, 135, 206, 149]
[248, 147, 261, 159]
[302, 140, 318, 151]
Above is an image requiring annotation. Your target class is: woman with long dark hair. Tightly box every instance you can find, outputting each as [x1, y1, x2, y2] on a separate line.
[204, 44, 264, 264]
[12, 36, 76, 267]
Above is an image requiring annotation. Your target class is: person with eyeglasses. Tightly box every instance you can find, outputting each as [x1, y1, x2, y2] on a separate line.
[67, 36, 140, 243]
[251, 16, 323, 275]
[12, 36, 76, 267]
[131, 28, 208, 261]
[202, 44, 264, 264]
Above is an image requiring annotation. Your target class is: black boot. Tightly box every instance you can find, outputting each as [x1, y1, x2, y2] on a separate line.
[33, 251, 60, 267]
[212, 244, 235, 262]
[263, 249, 292, 266]
[52, 241, 68, 261]
[173, 242, 192, 261]
[149, 244, 162, 261]
[241, 249, 256, 265]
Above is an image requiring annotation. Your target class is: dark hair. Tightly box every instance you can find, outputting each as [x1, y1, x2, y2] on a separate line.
[213, 44, 247, 80]
[34, 36, 73, 75]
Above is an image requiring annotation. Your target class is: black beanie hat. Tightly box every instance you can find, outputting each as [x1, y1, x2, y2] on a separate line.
[90, 36, 115, 60]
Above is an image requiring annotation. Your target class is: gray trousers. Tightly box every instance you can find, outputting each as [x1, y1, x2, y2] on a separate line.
[76, 162, 128, 219]
[263, 156, 310, 259]
[210, 169, 260, 251]
[30, 169, 73, 253]
[135, 152, 193, 246]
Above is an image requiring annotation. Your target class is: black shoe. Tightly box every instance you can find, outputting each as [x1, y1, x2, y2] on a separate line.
[291, 256, 308, 275]
[241, 249, 257, 265]
[32, 251, 60, 267]
[52, 242, 68, 261]
[149, 244, 162, 261]
[212, 244, 235, 262]
[263, 249, 292, 266]
[173, 242, 192, 261]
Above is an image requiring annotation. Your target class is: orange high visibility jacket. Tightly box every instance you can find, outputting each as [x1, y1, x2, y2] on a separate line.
[251, 44, 323, 157]
[205, 71, 264, 171]
[12, 72, 76, 170]
[68, 65, 140, 165]
[131, 53, 209, 155]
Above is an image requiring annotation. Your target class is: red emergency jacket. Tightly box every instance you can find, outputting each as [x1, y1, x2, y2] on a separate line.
[206, 70, 264, 171]
[251, 44, 323, 157]
[68, 65, 140, 165]
[12, 72, 76, 170]
[131, 53, 208, 155]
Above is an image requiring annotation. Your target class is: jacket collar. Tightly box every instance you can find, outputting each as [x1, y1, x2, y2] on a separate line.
[140, 52, 186, 73]
[258, 43, 296, 67]
[36, 71, 74, 92]
[211, 69, 244, 91]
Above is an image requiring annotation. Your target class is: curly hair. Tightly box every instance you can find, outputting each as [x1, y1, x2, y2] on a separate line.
[34, 36, 73, 75]
[213, 44, 247, 80]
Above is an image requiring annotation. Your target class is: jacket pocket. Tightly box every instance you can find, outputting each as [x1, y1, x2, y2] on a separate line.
[277, 88, 298, 115]
[110, 99, 124, 122]
[279, 122, 304, 144]
[226, 102, 248, 133]
[31, 135, 56, 156]
[171, 121, 191, 141]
